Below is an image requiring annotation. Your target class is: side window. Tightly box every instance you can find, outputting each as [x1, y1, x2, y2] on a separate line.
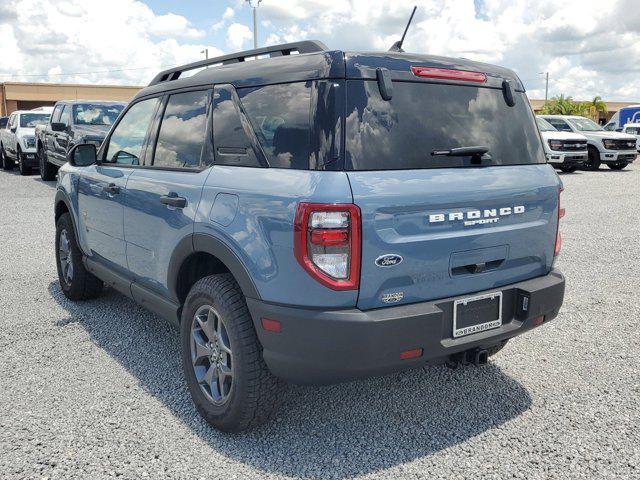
[51, 105, 63, 123]
[105, 98, 159, 165]
[152, 90, 208, 169]
[604, 123, 616, 131]
[237, 82, 312, 169]
[212, 84, 261, 167]
[59, 105, 71, 126]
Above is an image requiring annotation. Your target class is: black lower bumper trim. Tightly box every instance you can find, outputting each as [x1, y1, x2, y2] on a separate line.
[247, 269, 565, 385]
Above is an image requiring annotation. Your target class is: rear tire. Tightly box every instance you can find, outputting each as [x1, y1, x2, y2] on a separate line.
[39, 146, 57, 181]
[608, 162, 628, 170]
[584, 146, 601, 171]
[180, 274, 283, 432]
[55, 213, 103, 300]
[1, 146, 13, 171]
[559, 165, 577, 173]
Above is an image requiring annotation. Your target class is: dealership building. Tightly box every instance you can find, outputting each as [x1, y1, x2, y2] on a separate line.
[0, 82, 142, 116]
[0, 82, 636, 124]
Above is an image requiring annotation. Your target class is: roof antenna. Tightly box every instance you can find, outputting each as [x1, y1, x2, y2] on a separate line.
[389, 6, 417, 53]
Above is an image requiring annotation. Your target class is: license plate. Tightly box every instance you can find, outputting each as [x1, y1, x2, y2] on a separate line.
[453, 292, 502, 338]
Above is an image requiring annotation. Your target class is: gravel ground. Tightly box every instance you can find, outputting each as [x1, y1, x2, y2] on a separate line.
[0, 164, 638, 480]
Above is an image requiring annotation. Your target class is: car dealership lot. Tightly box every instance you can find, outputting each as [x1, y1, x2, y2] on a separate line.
[0, 166, 638, 479]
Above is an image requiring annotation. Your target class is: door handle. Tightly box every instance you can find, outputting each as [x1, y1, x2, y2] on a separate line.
[103, 183, 120, 195]
[160, 195, 187, 208]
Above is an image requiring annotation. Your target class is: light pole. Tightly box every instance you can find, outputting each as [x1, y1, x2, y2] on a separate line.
[246, 0, 262, 49]
[539, 71, 549, 102]
[201, 48, 209, 60]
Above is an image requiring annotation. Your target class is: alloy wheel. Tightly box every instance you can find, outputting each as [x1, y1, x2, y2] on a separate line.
[58, 229, 74, 285]
[191, 305, 234, 405]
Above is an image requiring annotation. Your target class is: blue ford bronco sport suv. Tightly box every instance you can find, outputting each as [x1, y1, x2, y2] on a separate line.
[54, 40, 566, 432]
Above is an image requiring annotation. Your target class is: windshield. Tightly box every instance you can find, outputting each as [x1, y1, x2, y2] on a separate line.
[536, 117, 557, 132]
[345, 81, 545, 170]
[567, 117, 603, 132]
[73, 104, 124, 126]
[19, 113, 50, 128]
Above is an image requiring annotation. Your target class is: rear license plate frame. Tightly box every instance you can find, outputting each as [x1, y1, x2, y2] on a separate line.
[453, 291, 503, 338]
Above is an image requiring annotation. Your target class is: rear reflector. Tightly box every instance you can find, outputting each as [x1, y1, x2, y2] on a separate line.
[555, 188, 564, 257]
[261, 318, 282, 333]
[411, 66, 487, 83]
[400, 348, 423, 360]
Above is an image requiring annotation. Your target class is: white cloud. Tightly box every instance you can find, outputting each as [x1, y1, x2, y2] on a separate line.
[150, 13, 205, 39]
[222, 7, 235, 20]
[226, 22, 253, 51]
[0, 0, 220, 85]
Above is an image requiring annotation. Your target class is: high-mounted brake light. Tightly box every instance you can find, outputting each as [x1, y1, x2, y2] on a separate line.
[555, 188, 564, 257]
[411, 66, 487, 83]
[294, 203, 361, 290]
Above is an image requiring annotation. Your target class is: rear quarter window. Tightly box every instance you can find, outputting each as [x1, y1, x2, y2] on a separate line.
[238, 81, 312, 169]
[345, 81, 546, 170]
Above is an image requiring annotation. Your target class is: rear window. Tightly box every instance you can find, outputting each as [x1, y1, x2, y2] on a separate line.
[345, 81, 545, 170]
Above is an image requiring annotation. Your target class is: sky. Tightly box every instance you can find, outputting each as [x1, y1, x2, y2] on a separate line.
[0, 0, 639, 101]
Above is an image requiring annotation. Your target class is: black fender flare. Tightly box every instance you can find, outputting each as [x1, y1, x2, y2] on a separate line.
[54, 189, 81, 244]
[167, 232, 261, 303]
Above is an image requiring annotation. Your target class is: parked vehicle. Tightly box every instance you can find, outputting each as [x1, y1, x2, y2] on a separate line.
[622, 123, 640, 151]
[536, 117, 587, 173]
[604, 105, 640, 131]
[35, 100, 125, 180]
[0, 110, 51, 174]
[54, 40, 566, 432]
[540, 115, 637, 170]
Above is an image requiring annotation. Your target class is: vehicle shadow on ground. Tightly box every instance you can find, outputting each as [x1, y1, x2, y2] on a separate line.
[48, 281, 532, 479]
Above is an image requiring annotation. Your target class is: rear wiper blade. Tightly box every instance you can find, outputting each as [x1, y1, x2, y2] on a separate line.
[431, 146, 490, 157]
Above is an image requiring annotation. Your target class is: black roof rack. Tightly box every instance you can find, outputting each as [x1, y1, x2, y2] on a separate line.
[149, 40, 328, 86]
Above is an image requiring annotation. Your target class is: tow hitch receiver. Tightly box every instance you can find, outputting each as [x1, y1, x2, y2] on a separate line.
[447, 348, 489, 368]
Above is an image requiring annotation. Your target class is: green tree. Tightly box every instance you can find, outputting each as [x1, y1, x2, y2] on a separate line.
[586, 95, 608, 121]
[539, 94, 598, 117]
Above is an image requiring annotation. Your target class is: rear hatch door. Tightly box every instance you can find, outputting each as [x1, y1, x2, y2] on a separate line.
[344, 76, 561, 310]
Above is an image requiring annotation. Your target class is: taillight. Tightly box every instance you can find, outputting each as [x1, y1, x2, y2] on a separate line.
[555, 188, 565, 257]
[411, 66, 487, 83]
[294, 203, 361, 290]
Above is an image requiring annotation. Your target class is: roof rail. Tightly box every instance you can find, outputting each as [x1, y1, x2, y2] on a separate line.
[149, 40, 328, 86]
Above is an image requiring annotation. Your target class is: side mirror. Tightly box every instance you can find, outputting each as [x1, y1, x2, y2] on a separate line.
[10, 126, 17, 133]
[68, 143, 97, 167]
[51, 122, 67, 132]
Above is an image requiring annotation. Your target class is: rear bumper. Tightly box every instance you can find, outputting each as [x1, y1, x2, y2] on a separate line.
[248, 269, 565, 385]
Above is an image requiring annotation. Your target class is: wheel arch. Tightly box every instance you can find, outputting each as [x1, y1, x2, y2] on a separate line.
[169, 233, 261, 308]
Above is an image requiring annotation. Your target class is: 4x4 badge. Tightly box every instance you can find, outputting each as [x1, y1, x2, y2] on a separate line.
[375, 254, 403, 267]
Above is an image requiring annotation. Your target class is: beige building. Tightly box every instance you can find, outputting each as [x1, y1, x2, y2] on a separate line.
[0, 82, 142, 116]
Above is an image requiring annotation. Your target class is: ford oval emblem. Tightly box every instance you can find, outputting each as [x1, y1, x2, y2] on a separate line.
[375, 254, 403, 267]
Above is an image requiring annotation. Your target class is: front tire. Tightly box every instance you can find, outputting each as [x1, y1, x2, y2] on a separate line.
[584, 146, 601, 171]
[608, 162, 628, 170]
[180, 274, 283, 432]
[55, 213, 103, 300]
[39, 146, 57, 181]
[1, 146, 13, 171]
[17, 149, 31, 176]
[559, 165, 577, 173]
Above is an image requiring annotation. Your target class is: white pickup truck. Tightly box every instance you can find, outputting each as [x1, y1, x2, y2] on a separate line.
[0, 110, 51, 175]
[622, 123, 640, 151]
[536, 117, 587, 173]
[540, 115, 637, 171]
